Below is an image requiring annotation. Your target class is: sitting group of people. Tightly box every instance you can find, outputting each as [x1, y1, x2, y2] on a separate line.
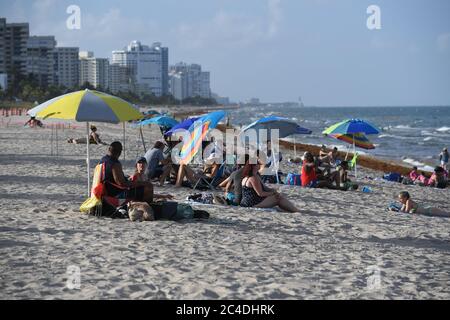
[300, 150, 357, 191]
[406, 166, 448, 189]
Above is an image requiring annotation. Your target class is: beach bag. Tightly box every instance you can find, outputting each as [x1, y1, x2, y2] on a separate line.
[128, 202, 155, 222]
[383, 172, 402, 182]
[150, 201, 194, 221]
[285, 173, 301, 186]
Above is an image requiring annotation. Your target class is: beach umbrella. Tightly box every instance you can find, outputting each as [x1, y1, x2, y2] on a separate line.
[241, 116, 312, 141]
[179, 111, 226, 164]
[164, 117, 200, 137]
[328, 132, 375, 150]
[131, 115, 178, 128]
[131, 115, 179, 153]
[323, 119, 380, 177]
[27, 89, 143, 195]
[322, 118, 380, 135]
[241, 116, 312, 183]
[143, 109, 160, 117]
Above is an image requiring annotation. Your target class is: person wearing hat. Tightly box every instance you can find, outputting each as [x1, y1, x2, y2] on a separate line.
[439, 147, 449, 171]
[130, 157, 148, 183]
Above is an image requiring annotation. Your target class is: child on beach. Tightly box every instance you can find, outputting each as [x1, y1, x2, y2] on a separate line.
[130, 157, 149, 183]
[409, 166, 419, 182]
[414, 171, 429, 186]
[391, 191, 450, 217]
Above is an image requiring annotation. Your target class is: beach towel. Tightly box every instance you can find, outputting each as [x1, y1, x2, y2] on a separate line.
[285, 173, 301, 186]
[80, 164, 105, 213]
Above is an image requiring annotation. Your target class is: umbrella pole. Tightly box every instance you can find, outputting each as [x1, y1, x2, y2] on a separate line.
[86, 122, 91, 196]
[294, 136, 297, 159]
[140, 127, 146, 153]
[353, 137, 357, 178]
[123, 122, 126, 161]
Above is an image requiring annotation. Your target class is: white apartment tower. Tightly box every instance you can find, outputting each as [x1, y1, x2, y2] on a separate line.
[79, 51, 109, 90]
[112, 41, 168, 96]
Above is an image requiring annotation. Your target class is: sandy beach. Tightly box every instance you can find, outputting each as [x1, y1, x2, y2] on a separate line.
[1, 116, 449, 300]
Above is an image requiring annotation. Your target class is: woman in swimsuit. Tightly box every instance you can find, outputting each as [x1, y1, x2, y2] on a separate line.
[395, 191, 450, 217]
[240, 158, 299, 212]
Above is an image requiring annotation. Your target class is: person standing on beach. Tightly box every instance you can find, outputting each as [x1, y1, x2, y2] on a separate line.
[439, 148, 449, 170]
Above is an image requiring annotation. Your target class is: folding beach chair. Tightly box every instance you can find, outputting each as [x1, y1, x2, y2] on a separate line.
[193, 163, 226, 191]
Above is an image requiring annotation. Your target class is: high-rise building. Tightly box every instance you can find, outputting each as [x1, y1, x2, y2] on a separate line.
[169, 62, 211, 99]
[25, 36, 56, 86]
[109, 63, 130, 93]
[51, 47, 79, 88]
[0, 18, 30, 87]
[0, 73, 7, 91]
[112, 41, 168, 96]
[79, 51, 109, 90]
[168, 69, 188, 101]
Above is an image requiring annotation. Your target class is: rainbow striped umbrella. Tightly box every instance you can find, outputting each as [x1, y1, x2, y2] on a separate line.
[179, 111, 226, 164]
[329, 132, 375, 150]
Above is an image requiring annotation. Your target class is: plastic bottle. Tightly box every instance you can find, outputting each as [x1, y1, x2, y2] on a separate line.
[362, 186, 372, 193]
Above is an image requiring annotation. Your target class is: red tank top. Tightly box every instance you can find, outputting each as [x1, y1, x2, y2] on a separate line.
[301, 164, 317, 187]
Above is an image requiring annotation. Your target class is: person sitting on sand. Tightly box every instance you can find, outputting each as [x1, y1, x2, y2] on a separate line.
[144, 141, 173, 186]
[391, 191, 450, 217]
[67, 125, 107, 145]
[240, 158, 299, 212]
[301, 152, 341, 189]
[130, 157, 149, 183]
[319, 147, 339, 166]
[409, 166, 419, 182]
[101, 141, 173, 204]
[337, 161, 358, 190]
[427, 166, 448, 189]
[24, 116, 43, 128]
[414, 171, 429, 186]
[218, 154, 250, 205]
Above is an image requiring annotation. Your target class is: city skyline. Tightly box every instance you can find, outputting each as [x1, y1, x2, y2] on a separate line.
[1, 0, 450, 106]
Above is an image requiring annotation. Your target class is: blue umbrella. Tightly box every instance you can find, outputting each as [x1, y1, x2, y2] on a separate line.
[241, 116, 311, 183]
[188, 110, 227, 131]
[164, 117, 200, 137]
[241, 116, 312, 141]
[322, 118, 380, 135]
[132, 115, 178, 129]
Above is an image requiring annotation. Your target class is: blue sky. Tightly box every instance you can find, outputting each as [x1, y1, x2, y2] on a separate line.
[1, 0, 450, 106]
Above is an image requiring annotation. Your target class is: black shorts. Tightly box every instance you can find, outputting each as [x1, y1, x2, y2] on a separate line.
[117, 186, 145, 201]
[149, 165, 164, 179]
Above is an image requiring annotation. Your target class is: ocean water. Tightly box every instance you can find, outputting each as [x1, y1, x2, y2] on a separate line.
[227, 106, 450, 171]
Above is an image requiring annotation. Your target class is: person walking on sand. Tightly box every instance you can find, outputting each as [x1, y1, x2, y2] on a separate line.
[391, 191, 450, 217]
[439, 148, 449, 170]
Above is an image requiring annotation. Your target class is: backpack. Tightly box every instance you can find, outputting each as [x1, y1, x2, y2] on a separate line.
[383, 172, 402, 182]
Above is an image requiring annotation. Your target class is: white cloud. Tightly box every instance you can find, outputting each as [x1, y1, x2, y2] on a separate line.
[172, 0, 283, 50]
[437, 33, 450, 53]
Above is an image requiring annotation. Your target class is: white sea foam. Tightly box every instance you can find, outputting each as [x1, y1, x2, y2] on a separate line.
[423, 137, 433, 141]
[436, 126, 450, 133]
[393, 125, 413, 130]
[403, 158, 425, 167]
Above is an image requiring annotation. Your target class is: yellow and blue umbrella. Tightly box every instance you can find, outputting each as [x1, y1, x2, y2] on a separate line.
[27, 89, 143, 195]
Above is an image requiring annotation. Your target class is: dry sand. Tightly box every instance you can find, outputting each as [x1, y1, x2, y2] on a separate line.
[0, 116, 449, 300]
